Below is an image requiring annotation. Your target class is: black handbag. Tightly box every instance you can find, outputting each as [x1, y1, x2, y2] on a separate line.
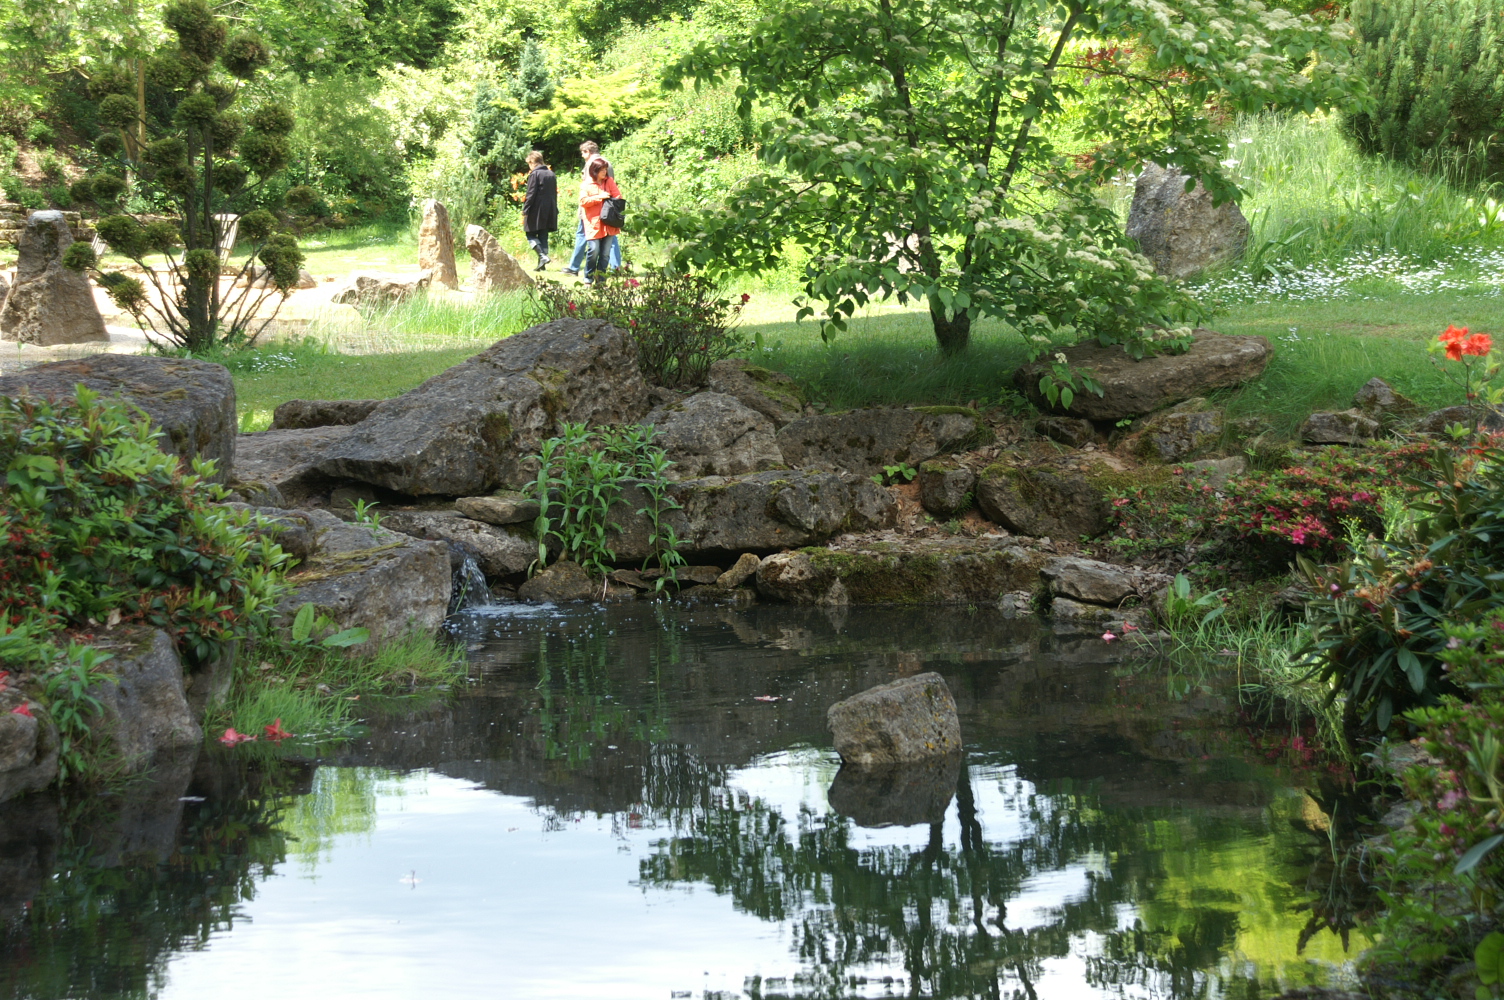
[600, 196, 627, 229]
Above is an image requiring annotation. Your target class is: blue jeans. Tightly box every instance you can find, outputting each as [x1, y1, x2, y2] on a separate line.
[567, 220, 621, 272]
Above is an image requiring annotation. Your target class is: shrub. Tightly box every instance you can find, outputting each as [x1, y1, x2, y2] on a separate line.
[1299, 443, 1504, 732]
[1342, 0, 1504, 182]
[0, 387, 289, 666]
[535, 271, 747, 388]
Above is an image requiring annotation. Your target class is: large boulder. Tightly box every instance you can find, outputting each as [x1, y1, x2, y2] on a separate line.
[265, 508, 451, 656]
[0, 689, 57, 806]
[0, 210, 109, 346]
[776, 406, 991, 476]
[317, 318, 651, 496]
[376, 509, 535, 578]
[645, 392, 784, 479]
[756, 538, 1049, 606]
[1126, 163, 1250, 279]
[417, 199, 459, 290]
[0, 355, 236, 483]
[86, 627, 202, 774]
[827, 672, 962, 764]
[1125, 402, 1223, 462]
[975, 462, 1112, 540]
[270, 398, 382, 430]
[465, 225, 535, 294]
[232, 425, 353, 501]
[705, 359, 805, 428]
[1014, 331, 1271, 421]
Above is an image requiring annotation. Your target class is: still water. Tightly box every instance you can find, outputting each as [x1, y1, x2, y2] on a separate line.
[0, 603, 1361, 999]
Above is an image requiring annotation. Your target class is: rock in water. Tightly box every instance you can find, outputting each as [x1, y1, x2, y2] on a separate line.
[518, 560, 596, 602]
[827, 754, 962, 828]
[86, 628, 202, 774]
[0, 691, 57, 805]
[1126, 163, 1250, 279]
[0, 355, 236, 482]
[317, 318, 650, 495]
[0, 210, 109, 346]
[1040, 555, 1135, 605]
[645, 392, 784, 479]
[827, 672, 962, 764]
[1013, 331, 1270, 421]
[417, 199, 459, 290]
[776, 406, 991, 476]
[377, 509, 535, 578]
[465, 225, 535, 294]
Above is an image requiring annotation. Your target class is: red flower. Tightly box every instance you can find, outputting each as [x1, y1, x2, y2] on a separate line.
[1441, 325, 1470, 362]
[740, 293, 751, 304]
[1462, 332, 1493, 357]
[566, 301, 577, 311]
[10, 704, 32, 718]
[218, 727, 257, 746]
[625, 278, 641, 288]
[263, 718, 293, 741]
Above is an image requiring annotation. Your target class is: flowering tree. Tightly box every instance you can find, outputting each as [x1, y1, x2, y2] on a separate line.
[643, 0, 1360, 355]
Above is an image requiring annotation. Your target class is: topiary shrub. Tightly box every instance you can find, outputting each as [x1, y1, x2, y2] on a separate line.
[1342, 0, 1504, 181]
[0, 387, 289, 666]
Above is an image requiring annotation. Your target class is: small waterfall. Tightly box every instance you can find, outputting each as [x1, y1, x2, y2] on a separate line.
[449, 554, 493, 613]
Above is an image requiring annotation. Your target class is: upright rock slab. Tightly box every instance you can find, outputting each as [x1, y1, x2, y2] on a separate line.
[318, 318, 651, 495]
[777, 406, 991, 476]
[1013, 332, 1271, 421]
[645, 392, 783, 479]
[465, 225, 535, 294]
[417, 199, 459, 290]
[1127, 163, 1250, 279]
[827, 672, 962, 764]
[0, 210, 108, 346]
[0, 355, 236, 482]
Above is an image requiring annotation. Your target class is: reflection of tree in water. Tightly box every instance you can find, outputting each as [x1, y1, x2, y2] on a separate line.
[640, 766, 1326, 1000]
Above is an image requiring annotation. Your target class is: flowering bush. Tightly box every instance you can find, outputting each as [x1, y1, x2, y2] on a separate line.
[0, 388, 289, 667]
[1430, 324, 1502, 437]
[535, 270, 748, 388]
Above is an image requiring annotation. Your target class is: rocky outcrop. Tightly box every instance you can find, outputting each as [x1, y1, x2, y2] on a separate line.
[455, 492, 539, 525]
[1126, 163, 1250, 279]
[0, 210, 109, 346]
[1014, 332, 1271, 421]
[645, 392, 783, 479]
[417, 199, 459, 290]
[827, 754, 961, 828]
[0, 355, 236, 483]
[916, 461, 976, 517]
[86, 628, 202, 774]
[776, 406, 991, 476]
[270, 398, 382, 430]
[1416, 405, 1504, 435]
[517, 560, 595, 602]
[377, 509, 534, 578]
[975, 463, 1111, 539]
[755, 539, 1049, 605]
[0, 690, 57, 805]
[232, 425, 352, 501]
[331, 272, 432, 307]
[705, 359, 805, 428]
[827, 672, 962, 764]
[317, 319, 651, 496]
[609, 470, 898, 561]
[465, 225, 534, 294]
[1301, 409, 1379, 445]
[265, 507, 451, 656]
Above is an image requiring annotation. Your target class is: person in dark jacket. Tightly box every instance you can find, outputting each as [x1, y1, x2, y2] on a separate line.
[522, 151, 558, 271]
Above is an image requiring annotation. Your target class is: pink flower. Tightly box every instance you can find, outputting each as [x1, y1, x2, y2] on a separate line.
[625, 278, 641, 289]
[10, 704, 32, 718]
[1102, 632, 1118, 642]
[263, 718, 293, 741]
[218, 727, 257, 746]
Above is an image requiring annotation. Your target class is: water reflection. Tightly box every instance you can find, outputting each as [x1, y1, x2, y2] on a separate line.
[0, 604, 1362, 999]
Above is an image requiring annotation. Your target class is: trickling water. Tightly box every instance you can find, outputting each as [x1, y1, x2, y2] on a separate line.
[448, 554, 492, 613]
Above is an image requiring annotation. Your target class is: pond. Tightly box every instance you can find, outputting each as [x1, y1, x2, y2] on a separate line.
[0, 603, 1364, 999]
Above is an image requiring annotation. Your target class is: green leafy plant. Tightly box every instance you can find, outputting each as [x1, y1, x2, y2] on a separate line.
[65, 0, 305, 350]
[287, 602, 370, 650]
[350, 498, 382, 529]
[42, 645, 114, 783]
[871, 462, 917, 486]
[535, 271, 749, 388]
[1162, 572, 1226, 630]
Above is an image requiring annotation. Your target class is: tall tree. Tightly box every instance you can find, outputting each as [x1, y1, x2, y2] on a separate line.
[647, 0, 1361, 355]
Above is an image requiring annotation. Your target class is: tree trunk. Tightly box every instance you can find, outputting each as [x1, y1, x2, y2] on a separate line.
[929, 300, 971, 355]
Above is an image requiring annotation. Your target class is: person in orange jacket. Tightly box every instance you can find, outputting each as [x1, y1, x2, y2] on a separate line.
[578, 157, 621, 285]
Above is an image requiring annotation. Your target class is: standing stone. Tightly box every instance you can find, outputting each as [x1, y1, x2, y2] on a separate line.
[1126, 163, 1251, 279]
[417, 199, 459, 290]
[465, 225, 535, 294]
[0, 210, 109, 346]
[827, 672, 962, 764]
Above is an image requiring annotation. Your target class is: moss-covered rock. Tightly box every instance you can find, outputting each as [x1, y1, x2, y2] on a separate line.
[776, 406, 993, 476]
[755, 540, 1049, 605]
[975, 463, 1112, 539]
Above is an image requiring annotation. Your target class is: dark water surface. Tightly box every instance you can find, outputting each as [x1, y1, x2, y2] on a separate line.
[0, 604, 1362, 999]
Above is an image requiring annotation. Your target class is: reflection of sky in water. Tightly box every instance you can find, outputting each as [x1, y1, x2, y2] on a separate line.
[154, 748, 1359, 1000]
